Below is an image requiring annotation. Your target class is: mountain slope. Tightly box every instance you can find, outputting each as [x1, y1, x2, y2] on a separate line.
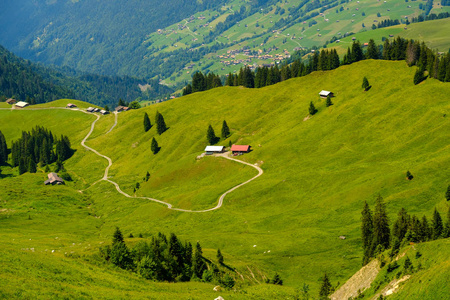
[0, 60, 449, 296]
[2, 0, 449, 87]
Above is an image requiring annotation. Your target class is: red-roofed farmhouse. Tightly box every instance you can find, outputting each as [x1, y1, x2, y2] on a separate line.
[231, 145, 251, 155]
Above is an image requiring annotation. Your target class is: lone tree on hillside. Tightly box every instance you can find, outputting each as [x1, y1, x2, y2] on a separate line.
[155, 111, 167, 135]
[432, 208, 443, 240]
[207, 125, 217, 145]
[221, 120, 230, 139]
[362, 76, 371, 91]
[319, 273, 332, 299]
[326, 95, 333, 107]
[151, 137, 160, 154]
[309, 101, 317, 115]
[143, 112, 151, 132]
[446, 185, 450, 201]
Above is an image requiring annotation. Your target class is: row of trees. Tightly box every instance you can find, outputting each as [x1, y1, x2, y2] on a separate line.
[143, 111, 167, 135]
[361, 196, 450, 265]
[206, 121, 230, 145]
[8, 126, 73, 175]
[99, 228, 235, 287]
[182, 71, 222, 96]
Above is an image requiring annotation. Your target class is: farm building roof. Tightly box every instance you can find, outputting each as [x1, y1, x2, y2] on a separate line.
[319, 90, 333, 97]
[15, 101, 29, 108]
[231, 145, 250, 152]
[204, 146, 224, 152]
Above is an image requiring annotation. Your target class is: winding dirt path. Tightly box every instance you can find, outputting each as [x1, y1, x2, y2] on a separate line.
[79, 110, 263, 212]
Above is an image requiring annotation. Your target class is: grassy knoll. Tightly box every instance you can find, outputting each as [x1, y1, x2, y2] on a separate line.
[1, 60, 449, 297]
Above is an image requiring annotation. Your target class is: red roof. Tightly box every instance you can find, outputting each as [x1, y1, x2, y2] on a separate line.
[231, 145, 250, 152]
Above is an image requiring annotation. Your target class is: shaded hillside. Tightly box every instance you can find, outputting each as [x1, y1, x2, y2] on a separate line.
[0, 45, 173, 107]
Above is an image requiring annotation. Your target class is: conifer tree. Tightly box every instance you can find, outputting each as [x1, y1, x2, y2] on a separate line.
[444, 206, 450, 238]
[373, 195, 390, 250]
[221, 120, 230, 139]
[366, 39, 379, 59]
[151, 137, 159, 154]
[28, 158, 37, 173]
[155, 111, 167, 135]
[432, 208, 443, 239]
[319, 273, 332, 299]
[270, 273, 283, 285]
[361, 201, 374, 265]
[413, 68, 426, 85]
[406, 170, 413, 180]
[143, 112, 151, 132]
[362, 77, 370, 91]
[0, 130, 7, 165]
[192, 242, 206, 278]
[445, 184, 450, 201]
[18, 158, 26, 175]
[309, 101, 317, 115]
[419, 215, 431, 242]
[206, 125, 217, 145]
[326, 95, 333, 107]
[113, 227, 124, 244]
[217, 249, 224, 265]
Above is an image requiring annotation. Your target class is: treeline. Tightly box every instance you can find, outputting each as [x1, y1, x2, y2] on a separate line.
[361, 195, 450, 265]
[99, 228, 235, 287]
[183, 37, 450, 94]
[0, 45, 72, 104]
[9, 126, 73, 175]
[182, 72, 222, 95]
[374, 12, 450, 29]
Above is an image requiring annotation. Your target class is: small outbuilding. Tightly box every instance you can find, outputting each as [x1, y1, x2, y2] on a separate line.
[6, 98, 16, 105]
[319, 90, 334, 98]
[231, 145, 251, 155]
[115, 106, 130, 112]
[15, 101, 29, 108]
[100, 109, 110, 115]
[86, 107, 95, 112]
[66, 103, 77, 108]
[204, 146, 225, 155]
[44, 172, 65, 185]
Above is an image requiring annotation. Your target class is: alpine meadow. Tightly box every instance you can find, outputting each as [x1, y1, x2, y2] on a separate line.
[0, 0, 450, 299]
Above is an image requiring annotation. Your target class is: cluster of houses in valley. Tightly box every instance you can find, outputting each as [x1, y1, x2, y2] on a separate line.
[217, 47, 291, 68]
[204, 144, 251, 156]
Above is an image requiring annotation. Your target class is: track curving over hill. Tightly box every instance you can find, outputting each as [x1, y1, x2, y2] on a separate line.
[82, 111, 263, 213]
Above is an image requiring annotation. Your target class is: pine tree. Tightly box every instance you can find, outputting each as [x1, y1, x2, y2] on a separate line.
[0, 130, 7, 165]
[28, 158, 37, 173]
[192, 242, 206, 278]
[326, 95, 333, 107]
[309, 101, 317, 115]
[206, 125, 217, 145]
[145, 171, 150, 181]
[112, 227, 124, 244]
[155, 111, 167, 135]
[143, 112, 151, 132]
[361, 201, 374, 265]
[432, 208, 443, 239]
[217, 249, 224, 264]
[443, 206, 450, 238]
[319, 273, 332, 299]
[373, 195, 390, 250]
[413, 68, 426, 85]
[366, 39, 379, 59]
[18, 158, 26, 175]
[362, 77, 370, 91]
[221, 120, 230, 139]
[151, 137, 159, 154]
[445, 185, 450, 201]
[406, 170, 413, 180]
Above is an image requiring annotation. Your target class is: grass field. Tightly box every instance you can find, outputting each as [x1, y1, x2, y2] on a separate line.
[1, 61, 449, 298]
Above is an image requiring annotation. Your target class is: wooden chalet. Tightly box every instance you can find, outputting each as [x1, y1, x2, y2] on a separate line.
[204, 146, 224, 155]
[6, 98, 16, 105]
[115, 106, 130, 112]
[66, 103, 77, 108]
[86, 107, 95, 112]
[44, 172, 65, 185]
[100, 109, 110, 115]
[231, 145, 251, 155]
[319, 90, 334, 98]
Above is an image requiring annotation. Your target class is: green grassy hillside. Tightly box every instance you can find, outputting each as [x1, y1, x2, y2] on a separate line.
[1, 61, 449, 298]
[332, 18, 450, 55]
